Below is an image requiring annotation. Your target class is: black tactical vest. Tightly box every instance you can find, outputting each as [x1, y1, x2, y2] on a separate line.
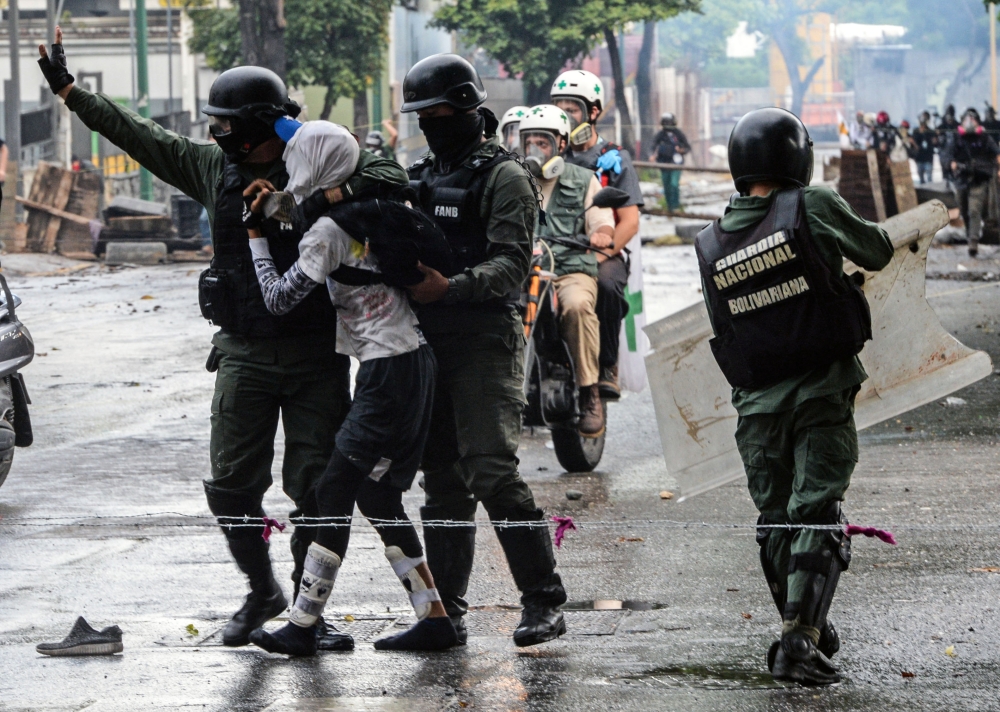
[408, 147, 518, 310]
[198, 161, 338, 338]
[695, 189, 872, 389]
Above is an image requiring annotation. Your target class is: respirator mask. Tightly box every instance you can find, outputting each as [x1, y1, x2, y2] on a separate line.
[522, 132, 565, 180]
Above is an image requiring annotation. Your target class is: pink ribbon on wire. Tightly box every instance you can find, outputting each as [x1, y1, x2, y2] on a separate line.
[552, 516, 577, 549]
[261, 517, 286, 542]
[845, 524, 897, 546]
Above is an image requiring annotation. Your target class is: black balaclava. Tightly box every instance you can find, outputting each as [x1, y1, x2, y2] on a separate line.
[419, 107, 498, 166]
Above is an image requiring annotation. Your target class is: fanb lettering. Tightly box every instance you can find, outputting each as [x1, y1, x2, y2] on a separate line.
[434, 205, 459, 218]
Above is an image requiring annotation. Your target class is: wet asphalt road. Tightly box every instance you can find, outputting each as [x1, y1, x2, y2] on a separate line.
[1, 247, 1000, 711]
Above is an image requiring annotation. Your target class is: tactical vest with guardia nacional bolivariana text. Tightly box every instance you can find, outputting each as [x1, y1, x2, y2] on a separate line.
[695, 189, 872, 389]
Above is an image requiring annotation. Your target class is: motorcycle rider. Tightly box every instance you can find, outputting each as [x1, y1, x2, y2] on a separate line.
[401, 54, 568, 647]
[695, 108, 894, 685]
[37, 29, 402, 649]
[550, 70, 644, 400]
[872, 111, 899, 154]
[519, 104, 616, 436]
[950, 107, 1000, 258]
[498, 105, 530, 153]
[650, 112, 691, 212]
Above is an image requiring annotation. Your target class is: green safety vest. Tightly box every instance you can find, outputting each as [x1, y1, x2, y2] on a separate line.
[537, 162, 598, 278]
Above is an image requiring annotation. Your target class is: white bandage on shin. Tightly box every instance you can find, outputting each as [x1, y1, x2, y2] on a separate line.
[289, 542, 341, 628]
[385, 545, 441, 620]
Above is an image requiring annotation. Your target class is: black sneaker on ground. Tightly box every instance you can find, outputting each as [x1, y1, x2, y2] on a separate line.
[249, 622, 317, 656]
[451, 616, 468, 646]
[36, 617, 123, 656]
[222, 583, 288, 647]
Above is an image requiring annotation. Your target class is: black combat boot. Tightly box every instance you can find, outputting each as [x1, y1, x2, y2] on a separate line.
[421, 505, 476, 645]
[771, 505, 851, 686]
[204, 483, 288, 647]
[759, 515, 843, 671]
[492, 506, 568, 647]
[577, 385, 605, 437]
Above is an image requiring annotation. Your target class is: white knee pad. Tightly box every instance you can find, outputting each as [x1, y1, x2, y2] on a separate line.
[385, 546, 440, 620]
[289, 542, 341, 627]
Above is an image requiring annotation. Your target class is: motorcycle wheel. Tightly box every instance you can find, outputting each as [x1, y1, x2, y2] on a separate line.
[551, 404, 606, 473]
[0, 377, 14, 488]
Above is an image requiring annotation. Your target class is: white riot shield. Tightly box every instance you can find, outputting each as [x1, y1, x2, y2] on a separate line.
[644, 200, 993, 501]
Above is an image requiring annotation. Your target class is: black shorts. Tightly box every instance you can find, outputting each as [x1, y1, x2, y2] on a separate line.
[335, 344, 436, 490]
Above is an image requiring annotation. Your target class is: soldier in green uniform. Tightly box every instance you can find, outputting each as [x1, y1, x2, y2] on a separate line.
[695, 108, 895, 685]
[38, 30, 406, 649]
[400, 54, 568, 647]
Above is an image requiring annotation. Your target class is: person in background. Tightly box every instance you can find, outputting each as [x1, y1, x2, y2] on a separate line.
[365, 130, 395, 162]
[983, 104, 1000, 139]
[650, 112, 691, 212]
[848, 111, 872, 150]
[551, 69, 645, 400]
[0, 137, 8, 188]
[950, 107, 1000, 258]
[938, 104, 959, 188]
[498, 105, 530, 154]
[911, 112, 937, 185]
[872, 111, 899, 154]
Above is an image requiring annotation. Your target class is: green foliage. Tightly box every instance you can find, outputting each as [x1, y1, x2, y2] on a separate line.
[704, 56, 769, 87]
[188, 0, 393, 117]
[432, 0, 700, 99]
[658, 0, 751, 71]
[285, 0, 393, 106]
[188, 7, 241, 72]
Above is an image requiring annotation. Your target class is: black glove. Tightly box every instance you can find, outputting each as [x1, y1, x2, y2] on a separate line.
[241, 194, 263, 230]
[38, 42, 75, 95]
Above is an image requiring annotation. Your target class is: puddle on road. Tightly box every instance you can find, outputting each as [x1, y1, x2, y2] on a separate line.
[614, 664, 787, 690]
[563, 600, 667, 610]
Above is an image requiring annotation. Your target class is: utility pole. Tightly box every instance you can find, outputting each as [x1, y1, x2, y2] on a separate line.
[136, 0, 153, 200]
[167, 0, 174, 116]
[991, 3, 997, 110]
[6, 0, 23, 216]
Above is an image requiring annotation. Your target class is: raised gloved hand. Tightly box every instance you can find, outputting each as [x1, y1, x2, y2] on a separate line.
[38, 27, 75, 96]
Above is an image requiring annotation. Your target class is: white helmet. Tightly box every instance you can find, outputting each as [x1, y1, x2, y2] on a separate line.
[518, 104, 572, 142]
[551, 69, 604, 115]
[499, 105, 530, 135]
[519, 105, 569, 181]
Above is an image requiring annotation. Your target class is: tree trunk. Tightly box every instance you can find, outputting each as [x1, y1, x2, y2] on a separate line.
[525, 82, 550, 107]
[321, 87, 337, 121]
[636, 21, 656, 159]
[604, 27, 636, 157]
[354, 92, 370, 135]
[772, 28, 824, 118]
[944, 46, 989, 111]
[237, 0, 286, 79]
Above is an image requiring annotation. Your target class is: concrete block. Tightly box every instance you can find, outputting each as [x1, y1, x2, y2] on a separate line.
[104, 241, 168, 266]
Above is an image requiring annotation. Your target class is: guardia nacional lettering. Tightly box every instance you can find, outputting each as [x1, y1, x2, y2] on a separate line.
[727, 276, 810, 315]
[712, 230, 798, 291]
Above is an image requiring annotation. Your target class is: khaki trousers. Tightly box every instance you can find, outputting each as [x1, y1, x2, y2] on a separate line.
[554, 272, 600, 387]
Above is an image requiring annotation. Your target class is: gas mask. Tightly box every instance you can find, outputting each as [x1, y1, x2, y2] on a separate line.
[503, 124, 521, 153]
[522, 133, 565, 180]
[569, 122, 593, 148]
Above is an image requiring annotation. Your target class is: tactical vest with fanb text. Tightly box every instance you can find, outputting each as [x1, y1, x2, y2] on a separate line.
[695, 189, 872, 389]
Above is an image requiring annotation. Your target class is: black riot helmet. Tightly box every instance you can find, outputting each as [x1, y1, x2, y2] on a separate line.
[202, 66, 301, 162]
[728, 107, 813, 195]
[400, 54, 487, 113]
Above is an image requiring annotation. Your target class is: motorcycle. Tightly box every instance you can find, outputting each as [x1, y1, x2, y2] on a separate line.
[0, 260, 36, 490]
[521, 187, 630, 472]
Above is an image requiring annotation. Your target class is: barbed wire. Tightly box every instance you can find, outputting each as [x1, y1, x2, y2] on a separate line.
[1, 511, 997, 532]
